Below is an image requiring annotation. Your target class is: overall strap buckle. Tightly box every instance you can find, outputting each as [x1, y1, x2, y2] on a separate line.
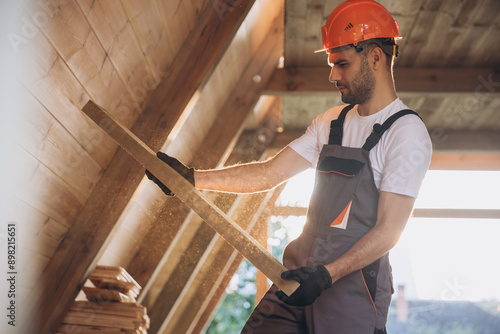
[362, 109, 422, 151]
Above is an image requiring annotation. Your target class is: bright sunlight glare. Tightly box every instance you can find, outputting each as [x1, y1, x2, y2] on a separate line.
[276, 169, 500, 301]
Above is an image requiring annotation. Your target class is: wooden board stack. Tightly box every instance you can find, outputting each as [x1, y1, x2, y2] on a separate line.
[57, 265, 149, 333]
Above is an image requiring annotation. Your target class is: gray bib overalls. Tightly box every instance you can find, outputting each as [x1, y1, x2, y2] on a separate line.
[242, 105, 420, 334]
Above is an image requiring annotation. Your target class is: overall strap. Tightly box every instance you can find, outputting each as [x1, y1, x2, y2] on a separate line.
[362, 109, 422, 151]
[328, 104, 355, 145]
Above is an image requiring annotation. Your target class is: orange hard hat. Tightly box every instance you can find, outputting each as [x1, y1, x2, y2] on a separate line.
[316, 0, 402, 53]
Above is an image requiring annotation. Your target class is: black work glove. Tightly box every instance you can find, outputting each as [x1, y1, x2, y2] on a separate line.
[145, 152, 194, 196]
[275, 265, 332, 307]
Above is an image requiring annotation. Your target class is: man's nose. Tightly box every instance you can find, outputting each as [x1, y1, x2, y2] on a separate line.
[329, 67, 340, 83]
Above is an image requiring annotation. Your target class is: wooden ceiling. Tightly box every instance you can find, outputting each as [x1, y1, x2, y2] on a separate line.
[277, 0, 500, 145]
[2, 0, 499, 334]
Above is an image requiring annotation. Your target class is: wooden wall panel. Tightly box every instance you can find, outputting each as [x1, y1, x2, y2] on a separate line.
[120, 0, 174, 75]
[25, 0, 143, 130]
[24, 1, 258, 332]
[155, 0, 192, 57]
[14, 148, 84, 229]
[23, 31, 116, 169]
[18, 92, 103, 202]
[77, 0, 154, 107]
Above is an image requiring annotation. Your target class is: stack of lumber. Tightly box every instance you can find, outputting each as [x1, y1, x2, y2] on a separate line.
[58, 265, 149, 333]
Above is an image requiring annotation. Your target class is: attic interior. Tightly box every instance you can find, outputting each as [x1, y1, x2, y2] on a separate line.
[1, 0, 499, 333]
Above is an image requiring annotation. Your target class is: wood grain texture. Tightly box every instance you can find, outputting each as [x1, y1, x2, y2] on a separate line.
[125, 0, 283, 295]
[82, 99, 298, 295]
[25, 2, 257, 332]
[265, 67, 500, 94]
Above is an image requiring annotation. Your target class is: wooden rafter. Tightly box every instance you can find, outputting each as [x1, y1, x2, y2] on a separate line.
[140, 17, 286, 325]
[127, 4, 285, 304]
[269, 207, 500, 220]
[266, 129, 500, 159]
[26, 2, 256, 333]
[263, 67, 500, 95]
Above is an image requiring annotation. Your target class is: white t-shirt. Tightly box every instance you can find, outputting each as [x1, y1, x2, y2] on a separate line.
[289, 98, 432, 198]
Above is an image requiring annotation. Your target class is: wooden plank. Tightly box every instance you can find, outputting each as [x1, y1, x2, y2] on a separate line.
[58, 325, 124, 334]
[82, 100, 299, 294]
[26, 2, 257, 333]
[82, 287, 132, 303]
[151, 118, 285, 333]
[127, 4, 283, 292]
[70, 301, 146, 318]
[141, 98, 281, 325]
[62, 311, 140, 330]
[264, 67, 500, 95]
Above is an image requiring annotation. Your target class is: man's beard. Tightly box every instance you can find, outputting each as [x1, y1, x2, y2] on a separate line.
[337, 58, 375, 105]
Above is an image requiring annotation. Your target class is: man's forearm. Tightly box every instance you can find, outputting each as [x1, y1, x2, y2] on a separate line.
[194, 147, 312, 194]
[194, 161, 283, 193]
[324, 223, 399, 283]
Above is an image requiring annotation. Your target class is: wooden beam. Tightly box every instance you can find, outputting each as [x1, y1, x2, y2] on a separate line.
[260, 129, 500, 156]
[269, 207, 500, 220]
[127, 3, 285, 303]
[429, 130, 500, 152]
[27, 2, 256, 332]
[143, 64, 284, 332]
[430, 152, 500, 170]
[263, 67, 500, 95]
[412, 209, 500, 219]
[82, 100, 298, 291]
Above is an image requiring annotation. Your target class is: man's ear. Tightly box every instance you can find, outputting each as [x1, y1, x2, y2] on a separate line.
[370, 46, 384, 71]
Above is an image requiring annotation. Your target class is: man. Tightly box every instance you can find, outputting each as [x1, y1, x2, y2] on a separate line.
[147, 0, 432, 332]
